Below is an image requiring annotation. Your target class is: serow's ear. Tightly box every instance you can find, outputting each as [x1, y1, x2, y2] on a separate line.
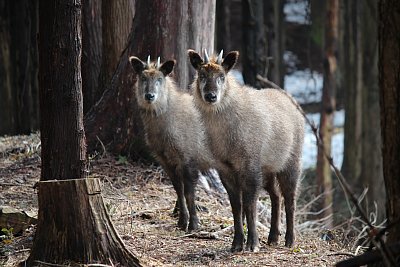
[222, 51, 239, 72]
[129, 56, 145, 74]
[187, 49, 203, 70]
[159, 60, 175, 76]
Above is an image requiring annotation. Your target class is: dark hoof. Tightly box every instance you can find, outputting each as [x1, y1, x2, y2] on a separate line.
[245, 242, 260, 252]
[285, 235, 295, 248]
[230, 244, 244, 253]
[267, 233, 280, 246]
[188, 218, 200, 232]
[177, 217, 188, 231]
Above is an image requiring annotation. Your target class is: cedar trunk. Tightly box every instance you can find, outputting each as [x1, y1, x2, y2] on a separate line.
[82, 0, 103, 114]
[378, 0, 400, 245]
[316, 0, 338, 225]
[84, 0, 216, 158]
[25, 1, 140, 265]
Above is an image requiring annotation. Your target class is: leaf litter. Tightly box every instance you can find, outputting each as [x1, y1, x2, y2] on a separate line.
[0, 133, 352, 266]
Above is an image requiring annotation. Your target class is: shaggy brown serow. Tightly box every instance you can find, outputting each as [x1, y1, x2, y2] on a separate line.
[188, 49, 304, 252]
[129, 56, 212, 231]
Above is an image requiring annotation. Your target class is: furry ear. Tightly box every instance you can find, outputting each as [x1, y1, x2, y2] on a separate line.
[159, 60, 175, 76]
[222, 51, 239, 72]
[129, 56, 146, 74]
[187, 49, 204, 70]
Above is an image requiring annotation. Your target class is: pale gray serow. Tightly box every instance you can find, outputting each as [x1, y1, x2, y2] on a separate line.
[188, 49, 305, 252]
[129, 55, 212, 231]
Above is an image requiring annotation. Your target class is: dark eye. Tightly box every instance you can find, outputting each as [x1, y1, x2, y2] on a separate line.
[219, 75, 225, 81]
[141, 76, 147, 82]
[157, 78, 162, 83]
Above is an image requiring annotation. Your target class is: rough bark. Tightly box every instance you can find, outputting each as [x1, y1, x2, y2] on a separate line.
[242, 0, 267, 88]
[24, 1, 140, 265]
[379, 0, 400, 245]
[82, 0, 102, 114]
[28, 179, 141, 266]
[84, 0, 216, 158]
[316, 0, 338, 226]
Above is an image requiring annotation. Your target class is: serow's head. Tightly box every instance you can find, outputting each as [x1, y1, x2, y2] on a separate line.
[129, 55, 175, 110]
[188, 49, 239, 105]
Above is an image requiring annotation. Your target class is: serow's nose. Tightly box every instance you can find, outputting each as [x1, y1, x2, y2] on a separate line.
[145, 93, 155, 101]
[205, 92, 217, 103]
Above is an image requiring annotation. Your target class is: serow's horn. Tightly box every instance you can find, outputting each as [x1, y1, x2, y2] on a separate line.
[204, 49, 210, 63]
[157, 57, 160, 69]
[147, 55, 151, 66]
[217, 50, 223, 64]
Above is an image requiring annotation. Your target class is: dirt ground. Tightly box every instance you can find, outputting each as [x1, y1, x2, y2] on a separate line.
[0, 133, 353, 266]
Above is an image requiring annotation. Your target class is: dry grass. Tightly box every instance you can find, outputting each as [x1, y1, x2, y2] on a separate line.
[0, 133, 353, 266]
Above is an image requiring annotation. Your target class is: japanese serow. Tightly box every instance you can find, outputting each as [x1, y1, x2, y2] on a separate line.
[188, 49, 304, 251]
[129, 56, 212, 231]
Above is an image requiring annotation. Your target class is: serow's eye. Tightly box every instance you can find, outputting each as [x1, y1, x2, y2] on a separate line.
[217, 75, 224, 85]
[155, 79, 162, 86]
[141, 76, 147, 82]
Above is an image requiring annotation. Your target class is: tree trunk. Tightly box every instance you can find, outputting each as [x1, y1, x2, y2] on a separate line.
[341, 0, 363, 193]
[99, 0, 135, 96]
[9, 0, 39, 134]
[216, 0, 231, 52]
[264, 0, 284, 86]
[242, 0, 267, 88]
[316, 0, 338, 226]
[82, 0, 102, 114]
[0, 0, 39, 135]
[84, 0, 216, 158]
[378, 0, 400, 245]
[24, 1, 140, 265]
[0, 1, 14, 135]
[360, 0, 385, 221]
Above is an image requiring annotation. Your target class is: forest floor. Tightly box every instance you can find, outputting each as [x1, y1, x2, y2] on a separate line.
[0, 133, 355, 266]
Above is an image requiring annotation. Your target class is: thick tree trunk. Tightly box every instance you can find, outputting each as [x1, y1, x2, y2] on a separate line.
[378, 0, 400, 245]
[84, 0, 216, 158]
[30, 179, 140, 266]
[316, 0, 338, 226]
[242, 0, 267, 88]
[25, 1, 140, 265]
[82, 0, 102, 114]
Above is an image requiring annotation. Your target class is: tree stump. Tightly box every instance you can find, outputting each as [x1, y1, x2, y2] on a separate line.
[24, 178, 141, 267]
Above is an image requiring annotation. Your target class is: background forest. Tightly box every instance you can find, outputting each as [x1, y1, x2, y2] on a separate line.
[0, 0, 399, 266]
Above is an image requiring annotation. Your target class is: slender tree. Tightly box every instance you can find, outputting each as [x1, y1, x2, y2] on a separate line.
[24, 1, 140, 265]
[242, 0, 268, 88]
[316, 0, 338, 225]
[84, 0, 216, 158]
[379, 0, 400, 245]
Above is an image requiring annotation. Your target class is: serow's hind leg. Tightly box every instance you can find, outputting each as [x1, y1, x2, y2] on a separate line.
[264, 174, 282, 246]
